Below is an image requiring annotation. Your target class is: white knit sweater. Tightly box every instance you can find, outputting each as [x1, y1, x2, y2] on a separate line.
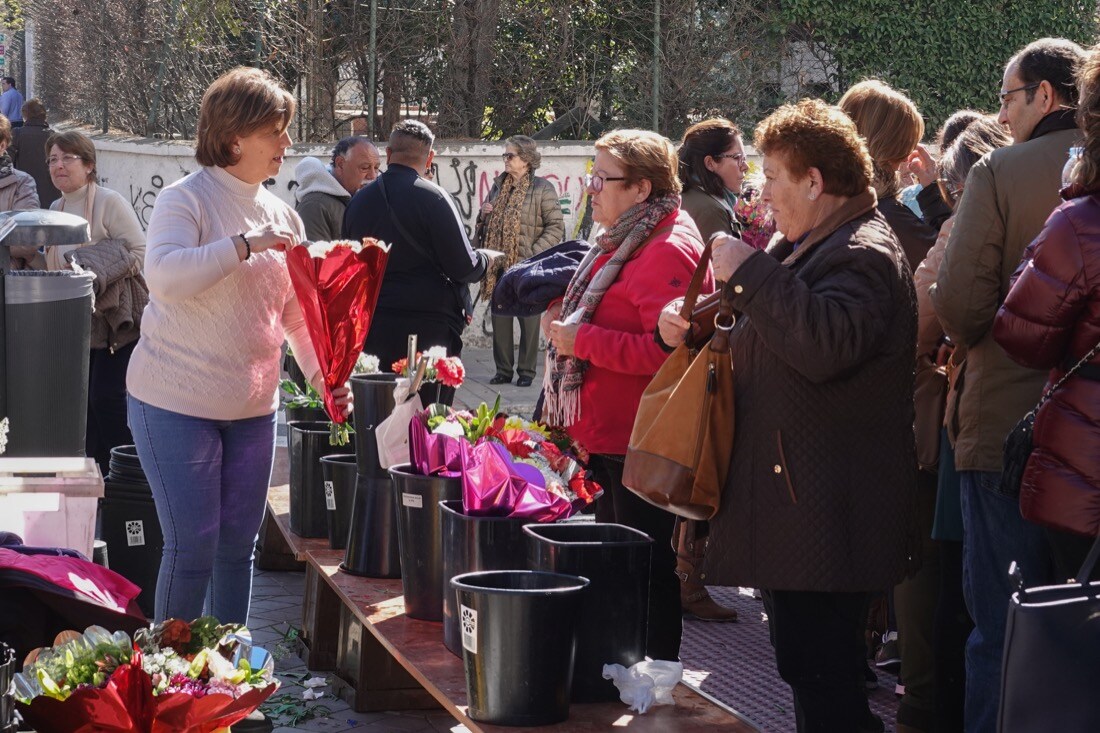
[127, 165, 322, 420]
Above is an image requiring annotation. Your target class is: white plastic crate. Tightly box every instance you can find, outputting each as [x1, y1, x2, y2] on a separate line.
[0, 457, 104, 558]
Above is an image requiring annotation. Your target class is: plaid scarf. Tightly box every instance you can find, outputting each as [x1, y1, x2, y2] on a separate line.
[542, 192, 680, 426]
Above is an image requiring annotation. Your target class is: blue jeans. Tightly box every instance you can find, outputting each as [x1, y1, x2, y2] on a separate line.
[128, 396, 276, 624]
[959, 470, 1051, 733]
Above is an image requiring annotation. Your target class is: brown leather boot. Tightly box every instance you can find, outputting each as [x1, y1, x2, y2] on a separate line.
[676, 520, 737, 622]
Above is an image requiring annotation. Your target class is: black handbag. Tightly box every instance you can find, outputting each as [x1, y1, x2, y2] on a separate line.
[998, 534, 1100, 732]
[999, 338, 1100, 498]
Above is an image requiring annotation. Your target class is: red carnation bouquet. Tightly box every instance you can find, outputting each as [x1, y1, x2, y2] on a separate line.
[287, 238, 390, 445]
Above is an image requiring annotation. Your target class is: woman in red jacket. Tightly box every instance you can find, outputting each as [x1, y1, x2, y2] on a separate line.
[993, 48, 1100, 580]
[543, 129, 714, 661]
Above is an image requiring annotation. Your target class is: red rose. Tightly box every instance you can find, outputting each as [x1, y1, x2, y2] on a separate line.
[435, 356, 465, 388]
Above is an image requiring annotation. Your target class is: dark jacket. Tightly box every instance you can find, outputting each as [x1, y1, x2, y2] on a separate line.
[10, 120, 60, 207]
[294, 156, 350, 242]
[681, 187, 738, 243]
[916, 182, 952, 232]
[703, 196, 919, 592]
[878, 196, 937, 272]
[993, 191, 1100, 537]
[67, 239, 147, 351]
[490, 239, 591, 318]
[481, 174, 565, 260]
[343, 163, 488, 333]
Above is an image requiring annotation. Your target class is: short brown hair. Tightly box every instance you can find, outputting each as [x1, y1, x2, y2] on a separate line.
[1074, 44, 1100, 190]
[594, 129, 681, 198]
[754, 99, 872, 198]
[21, 98, 47, 122]
[45, 130, 98, 183]
[839, 80, 924, 198]
[0, 114, 11, 148]
[195, 67, 295, 168]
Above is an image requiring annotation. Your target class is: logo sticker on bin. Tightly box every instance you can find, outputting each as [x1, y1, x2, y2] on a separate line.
[461, 605, 478, 653]
[402, 492, 423, 509]
[324, 481, 336, 511]
[125, 520, 145, 547]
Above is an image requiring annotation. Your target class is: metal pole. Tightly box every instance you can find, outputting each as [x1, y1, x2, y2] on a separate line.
[100, 2, 108, 134]
[652, 0, 660, 131]
[147, 0, 182, 133]
[368, 0, 377, 138]
[254, 0, 264, 64]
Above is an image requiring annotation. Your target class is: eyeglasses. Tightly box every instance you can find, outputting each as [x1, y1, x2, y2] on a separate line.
[999, 82, 1041, 103]
[501, 152, 518, 160]
[47, 154, 83, 167]
[714, 153, 745, 164]
[583, 173, 627, 193]
[937, 178, 963, 206]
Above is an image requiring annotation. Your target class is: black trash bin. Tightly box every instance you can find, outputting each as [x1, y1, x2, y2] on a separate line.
[388, 464, 461, 621]
[288, 421, 343, 538]
[3, 269, 93, 456]
[451, 570, 588, 727]
[440, 500, 529, 656]
[525, 523, 653, 702]
[343, 374, 402, 578]
[320, 454, 357, 550]
[0, 641, 15, 733]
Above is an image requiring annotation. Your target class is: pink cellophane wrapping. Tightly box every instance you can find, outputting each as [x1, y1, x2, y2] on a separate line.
[458, 441, 579, 522]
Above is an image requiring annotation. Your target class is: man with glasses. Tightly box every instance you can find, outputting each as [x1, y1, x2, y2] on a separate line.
[930, 37, 1085, 733]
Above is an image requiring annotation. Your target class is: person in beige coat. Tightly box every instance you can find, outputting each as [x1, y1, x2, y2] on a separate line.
[0, 113, 39, 212]
[929, 38, 1084, 733]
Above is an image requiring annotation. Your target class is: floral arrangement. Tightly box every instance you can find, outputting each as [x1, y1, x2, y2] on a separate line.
[14, 617, 277, 732]
[391, 345, 465, 389]
[411, 398, 601, 521]
[734, 179, 777, 251]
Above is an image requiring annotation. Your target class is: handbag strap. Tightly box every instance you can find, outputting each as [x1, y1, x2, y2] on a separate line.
[677, 236, 714, 321]
[1075, 533, 1100, 584]
[1030, 338, 1100, 417]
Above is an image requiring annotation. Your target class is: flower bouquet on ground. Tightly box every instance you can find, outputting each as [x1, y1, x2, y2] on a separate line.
[287, 238, 390, 446]
[375, 344, 465, 469]
[14, 617, 277, 732]
[410, 398, 601, 522]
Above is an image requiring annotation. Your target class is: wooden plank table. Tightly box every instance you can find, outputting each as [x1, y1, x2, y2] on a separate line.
[307, 551, 761, 731]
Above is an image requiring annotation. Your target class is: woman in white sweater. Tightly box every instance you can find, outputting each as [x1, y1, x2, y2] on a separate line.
[127, 67, 349, 623]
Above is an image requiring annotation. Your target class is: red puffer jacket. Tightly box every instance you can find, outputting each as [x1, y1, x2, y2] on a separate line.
[993, 191, 1100, 537]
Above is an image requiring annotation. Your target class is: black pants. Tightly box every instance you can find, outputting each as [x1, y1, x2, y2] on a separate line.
[491, 314, 540, 380]
[365, 313, 462, 406]
[763, 589, 872, 733]
[1046, 528, 1100, 581]
[88, 341, 136, 475]
[590, 453, 682, 661]
[933, 539, 971, 733]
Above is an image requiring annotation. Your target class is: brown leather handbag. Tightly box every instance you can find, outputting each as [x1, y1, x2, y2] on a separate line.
[622, 242, 734, 520]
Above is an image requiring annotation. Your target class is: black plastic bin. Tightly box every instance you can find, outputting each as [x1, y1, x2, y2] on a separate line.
[350, 373, 398, 476]
[388, 464, 461, 621]
[288, 421, 344, 538]
[320, 454, 357, 550]
[525, 523, 653, 702]
[440, 500, 530, 656]
[0, 641, 15, 733]
[97, 444, 161, 618]
[3, 269, 93, 456]
[451, 570, 588, 727]
[285, 404, 327, 424]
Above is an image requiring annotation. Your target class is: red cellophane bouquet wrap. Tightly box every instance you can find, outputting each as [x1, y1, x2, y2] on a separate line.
[14, 617, 278, 733]
[287, 238, 390, 445]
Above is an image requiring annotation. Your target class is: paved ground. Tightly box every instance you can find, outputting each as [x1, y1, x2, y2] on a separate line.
[258, 347, 901, 731]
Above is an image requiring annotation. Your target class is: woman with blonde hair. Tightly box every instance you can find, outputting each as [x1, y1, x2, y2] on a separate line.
[127, 67, 350, 623]
[544, 129, 713, 662]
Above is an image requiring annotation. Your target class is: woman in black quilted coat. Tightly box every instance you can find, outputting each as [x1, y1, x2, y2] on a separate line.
[660, 100, 918, 733]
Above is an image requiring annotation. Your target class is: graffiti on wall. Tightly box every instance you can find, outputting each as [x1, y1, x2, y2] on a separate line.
[128, 174, 165, 231]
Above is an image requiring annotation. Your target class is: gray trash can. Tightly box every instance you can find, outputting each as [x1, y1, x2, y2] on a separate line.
[4, 270, 94, 456]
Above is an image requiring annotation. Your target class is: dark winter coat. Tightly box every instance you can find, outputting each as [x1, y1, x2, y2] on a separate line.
[993, 190, 1100, 537]
[10, 120, 61, 207]
[480, 174, 565, 260]
[702, 191, 920, 592]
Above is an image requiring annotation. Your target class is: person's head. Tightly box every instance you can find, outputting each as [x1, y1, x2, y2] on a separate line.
[45, 130, 97, 193]
[1071, 45, 1100, 191]
[587, 129, 680, 227]
[1, 78, 14, 92]
[937, 109, 984, 150]
[195, 67, 296, 184]
[0, 115, 11, 156]
[937, 116, 1012, 206]
[502, 135, 540, 180]
[753, 98, 872, 241]
[999, 38, 1086, 143]
[331, 136, 380, 194]
[386, 120, 435, 173]
[839, 80, 925, 199]
[678, 117, 748, 198]
[21, 98, 46, 124]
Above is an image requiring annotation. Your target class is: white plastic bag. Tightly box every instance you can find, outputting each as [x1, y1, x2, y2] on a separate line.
[602, 660, 683, 714]
[375, 378, 420, 469]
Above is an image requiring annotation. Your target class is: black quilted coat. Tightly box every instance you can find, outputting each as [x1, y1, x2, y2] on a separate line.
[701, 205, 920, 592]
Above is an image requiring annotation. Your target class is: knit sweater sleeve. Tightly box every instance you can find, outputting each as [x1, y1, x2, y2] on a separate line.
[144, 185, 242, 303]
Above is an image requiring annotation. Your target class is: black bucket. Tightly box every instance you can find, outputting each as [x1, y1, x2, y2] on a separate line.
[440, 500, 530, 656]
[388, 464, 461, 621]
[285, 404, 328, 424]
[288, 421, 344, 538]
[525, 523, 653, 702]
[451, 570, 588, 727]
[0, 642, 14, 732]
[351, 373, 399, 476]
[97, 491, 163, 618]
[342, 473, 402, 578]
[320, 454, 357, 550]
